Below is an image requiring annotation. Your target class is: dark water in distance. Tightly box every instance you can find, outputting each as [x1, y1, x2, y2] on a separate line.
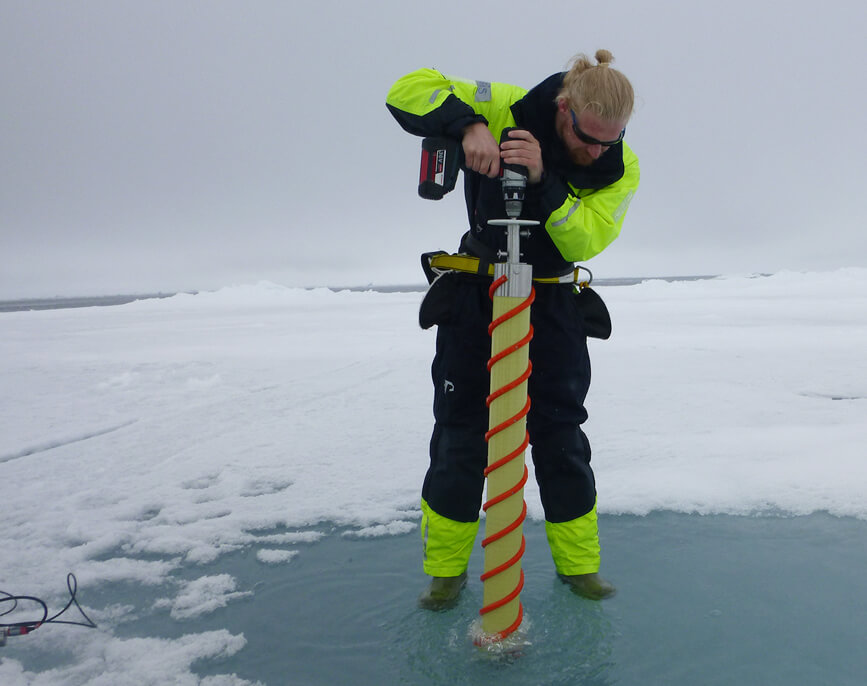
[0, 275, 720, 312]
[0, 292, 179, 312]
[6, 512, 865, 685]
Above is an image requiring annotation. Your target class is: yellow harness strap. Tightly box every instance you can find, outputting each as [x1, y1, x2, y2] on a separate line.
[428, 253, 591, 287]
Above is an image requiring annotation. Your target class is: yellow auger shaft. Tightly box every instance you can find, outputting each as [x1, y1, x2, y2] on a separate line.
[481, 292, 531, 638]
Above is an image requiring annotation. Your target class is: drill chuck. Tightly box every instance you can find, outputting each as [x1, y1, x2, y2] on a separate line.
[501, 167, 527, 219]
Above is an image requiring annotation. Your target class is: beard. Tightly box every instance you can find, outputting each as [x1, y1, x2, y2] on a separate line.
[570, 149, 595, 167]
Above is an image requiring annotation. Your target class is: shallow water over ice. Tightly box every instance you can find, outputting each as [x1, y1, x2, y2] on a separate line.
[6, 512, 866, 685]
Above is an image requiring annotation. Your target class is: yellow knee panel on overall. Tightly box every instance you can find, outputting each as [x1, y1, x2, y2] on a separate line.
[545, 502, 601, 575]
[420, 499, 600, 576]
[420, 499, 479, 577]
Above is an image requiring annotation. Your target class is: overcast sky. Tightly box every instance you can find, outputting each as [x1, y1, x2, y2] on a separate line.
[2, 1, 865, 298]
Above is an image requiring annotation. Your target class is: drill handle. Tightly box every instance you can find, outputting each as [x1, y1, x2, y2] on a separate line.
[499, 127, 528, 179]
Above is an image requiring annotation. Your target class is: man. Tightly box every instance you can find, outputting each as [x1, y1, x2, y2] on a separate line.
[386, 50, 639, 609]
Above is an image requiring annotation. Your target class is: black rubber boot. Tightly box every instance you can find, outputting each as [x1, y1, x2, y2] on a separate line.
[558, 572, 616, 600]
[417, 572, 468, 610]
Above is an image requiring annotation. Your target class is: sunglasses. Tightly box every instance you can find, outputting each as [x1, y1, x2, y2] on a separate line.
[570, 110, 625, 147]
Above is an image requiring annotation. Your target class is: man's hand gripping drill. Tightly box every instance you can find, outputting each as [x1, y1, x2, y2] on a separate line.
[461, 123, 543, 185]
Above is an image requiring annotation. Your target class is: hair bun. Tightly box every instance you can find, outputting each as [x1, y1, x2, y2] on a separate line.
[560, 49, 634, 122]
[595, 49, 614, 66]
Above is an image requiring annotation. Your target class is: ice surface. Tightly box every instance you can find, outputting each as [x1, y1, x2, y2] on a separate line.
[1, 269, 865, 683]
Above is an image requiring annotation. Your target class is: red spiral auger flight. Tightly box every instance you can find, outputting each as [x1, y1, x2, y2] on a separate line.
[477, 274, 535, 642]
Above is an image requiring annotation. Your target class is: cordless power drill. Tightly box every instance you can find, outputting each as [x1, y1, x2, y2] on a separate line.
[498, 127, 528, 218]
[417, 127, 528, 216]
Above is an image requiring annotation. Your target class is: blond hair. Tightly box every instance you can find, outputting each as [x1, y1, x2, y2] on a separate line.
[558, 49, 634, 123]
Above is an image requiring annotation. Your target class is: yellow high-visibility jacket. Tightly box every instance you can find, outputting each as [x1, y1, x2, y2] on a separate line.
[386, 69, 640, 274]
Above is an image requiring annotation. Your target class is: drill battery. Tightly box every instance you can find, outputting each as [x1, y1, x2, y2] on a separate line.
[418, 137, 461, 200]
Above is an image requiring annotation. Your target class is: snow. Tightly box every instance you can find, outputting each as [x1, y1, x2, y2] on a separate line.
[155, 575, 253, 620]
[254, 549, 298, 564]
[1, 269, 866, 683]
[0, 630, 253, 686]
